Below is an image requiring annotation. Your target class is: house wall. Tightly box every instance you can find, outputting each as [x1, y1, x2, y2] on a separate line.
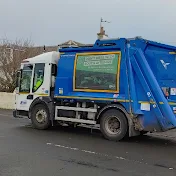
[0, 92, 15, 109]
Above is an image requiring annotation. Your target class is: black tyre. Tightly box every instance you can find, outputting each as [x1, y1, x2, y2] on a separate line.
[100, 109, 128, 141]
[31, 104, 51, 130]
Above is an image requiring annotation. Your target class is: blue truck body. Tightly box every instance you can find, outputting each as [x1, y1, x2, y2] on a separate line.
[54, 38, 176, 133]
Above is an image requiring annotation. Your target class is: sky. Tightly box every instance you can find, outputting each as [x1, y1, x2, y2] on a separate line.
[0, 0, 176, 46]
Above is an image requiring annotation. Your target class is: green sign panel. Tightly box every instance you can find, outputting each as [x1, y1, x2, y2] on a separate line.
[75, 53, 120, 91]
[76, 54, 119, 74]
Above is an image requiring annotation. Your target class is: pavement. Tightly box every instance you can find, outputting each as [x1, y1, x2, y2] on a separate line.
[0, 109, 176, 176]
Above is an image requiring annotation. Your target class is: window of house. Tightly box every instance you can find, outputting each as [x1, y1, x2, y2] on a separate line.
[74, 52, 121, 92]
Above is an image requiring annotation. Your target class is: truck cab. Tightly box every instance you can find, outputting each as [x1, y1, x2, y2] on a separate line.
[14, 51, 59, 118]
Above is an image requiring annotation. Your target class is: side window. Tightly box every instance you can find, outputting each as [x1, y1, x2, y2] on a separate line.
[51, 64, 57, 76]
[74, 52, 121, 92]
[20, 64, 33, 93]
[33, 63, 45, 92]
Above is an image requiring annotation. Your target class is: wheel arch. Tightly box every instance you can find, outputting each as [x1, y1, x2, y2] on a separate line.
[97, 104, 128, 123]
[97, 103, 140, 137]
[29, 96, 54, 123]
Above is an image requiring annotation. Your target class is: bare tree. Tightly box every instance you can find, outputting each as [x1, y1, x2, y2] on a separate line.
[0, 38, 41, 92]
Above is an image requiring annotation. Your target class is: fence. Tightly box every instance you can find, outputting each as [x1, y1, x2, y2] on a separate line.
[0, 92, 15, 109]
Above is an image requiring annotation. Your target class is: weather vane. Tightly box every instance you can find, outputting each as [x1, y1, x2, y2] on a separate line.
[100, 17, 111, 28]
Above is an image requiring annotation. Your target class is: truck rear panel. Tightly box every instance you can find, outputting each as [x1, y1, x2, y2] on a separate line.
[128, 39, 176, 131]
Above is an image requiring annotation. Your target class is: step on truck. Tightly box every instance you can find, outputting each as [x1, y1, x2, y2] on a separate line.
[13, 37, 176, 141]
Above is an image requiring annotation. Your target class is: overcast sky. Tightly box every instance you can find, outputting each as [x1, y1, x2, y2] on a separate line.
[0, 0, 176, 46]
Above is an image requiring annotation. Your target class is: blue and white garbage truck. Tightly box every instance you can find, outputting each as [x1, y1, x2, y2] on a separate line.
[13, 37, 176, 141]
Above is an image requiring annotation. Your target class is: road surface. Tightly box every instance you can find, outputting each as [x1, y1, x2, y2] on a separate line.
[0, 109, 176, 176]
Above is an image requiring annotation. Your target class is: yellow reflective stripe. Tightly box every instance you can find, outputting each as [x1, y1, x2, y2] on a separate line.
[138, 101, 150, 104]
[18, 93, 48, 96]
[54, 95, 129, 102]
[18, 92, 29, 94]
[53, 96, 176, 105]
[35, 94, 48, 96]
[169, 52, 176, 54]
[168, 102, 176, 105]
[139, 101, 176, 105]
[15, 93, 176, 105]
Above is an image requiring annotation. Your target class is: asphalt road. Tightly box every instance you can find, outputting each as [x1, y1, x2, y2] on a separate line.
[0, 109, 176, 176]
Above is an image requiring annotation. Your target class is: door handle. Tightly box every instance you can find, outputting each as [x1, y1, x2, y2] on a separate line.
[27, 94, 33, 100]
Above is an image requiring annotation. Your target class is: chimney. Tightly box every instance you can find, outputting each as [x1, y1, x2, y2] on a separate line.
[97, 26, 108, 39]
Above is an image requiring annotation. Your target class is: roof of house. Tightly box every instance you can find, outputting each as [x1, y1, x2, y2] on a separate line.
[59, 40, 83, 46]
[0, 40, 93, 59]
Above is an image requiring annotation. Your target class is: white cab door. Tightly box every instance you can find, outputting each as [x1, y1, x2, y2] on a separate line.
[15, 64, 34, 111]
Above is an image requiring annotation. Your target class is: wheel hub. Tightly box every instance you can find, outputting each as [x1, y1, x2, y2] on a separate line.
[105, 116, 121, 135]
[36, 110, 47, 123]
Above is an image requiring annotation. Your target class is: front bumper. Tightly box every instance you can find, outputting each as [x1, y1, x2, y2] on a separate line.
[13, 110, 29, 118]
[13, 110, 24, 118]
[13, 110, 17, 118]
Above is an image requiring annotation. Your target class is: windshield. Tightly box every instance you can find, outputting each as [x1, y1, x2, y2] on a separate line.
[19, 64, 33, 93]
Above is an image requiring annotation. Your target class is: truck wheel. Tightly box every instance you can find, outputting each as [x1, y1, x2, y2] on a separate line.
[31, 104, 51, 130]
[100, 109, 128, 141]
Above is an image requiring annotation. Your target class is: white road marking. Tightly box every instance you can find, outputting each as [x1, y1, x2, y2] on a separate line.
[46, 143, 52, 145]
[46, 142, 174, 170]
[54, 144, 79, 151]
[81, 150, 96, 154]
[70, 147, 79, 151]
[115, 156, 126, 160]
[47, 143, 130, 162]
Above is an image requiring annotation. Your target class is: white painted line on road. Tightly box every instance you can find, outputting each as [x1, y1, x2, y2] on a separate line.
[55, 144, 71, 149]
[81, 150, 96, 154]
[47, 142, 127, 162]
[46, 142, 175, 170]
[115, 156, 126, 160]
[54, 144, 79, 151]
[70, 147, 79, 151]
[46, 143, 51, 145]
